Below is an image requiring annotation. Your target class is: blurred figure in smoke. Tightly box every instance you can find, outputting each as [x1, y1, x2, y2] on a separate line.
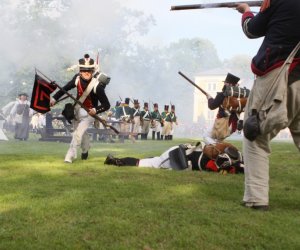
[50, 54, 111, 163]
[107, 101, 121, 139]
[10, 93, 34, 141]
[116, 97, 132, 142]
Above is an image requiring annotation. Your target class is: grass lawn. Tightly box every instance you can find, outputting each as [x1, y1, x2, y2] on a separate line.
[0, 134, 299, 249]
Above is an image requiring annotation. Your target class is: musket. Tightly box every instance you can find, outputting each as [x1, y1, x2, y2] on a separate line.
[36, 69, 119, 134]
[171, 1, 262, 11]
[178, 71, 208, 96]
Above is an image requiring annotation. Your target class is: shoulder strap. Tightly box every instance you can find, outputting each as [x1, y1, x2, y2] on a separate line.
[78, 78, 98, 104]
[255, 42, 300, 109]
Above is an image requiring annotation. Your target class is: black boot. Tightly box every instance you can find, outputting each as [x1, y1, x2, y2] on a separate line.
[81, 152, 88, 160]
[169, 135, 173, 140]
[104, 154, 124, 166]
[161, 135, 164, 140]
[152, 131, 155, 140]
[157, 132, 160, 140]
[104, 154, 138, 166]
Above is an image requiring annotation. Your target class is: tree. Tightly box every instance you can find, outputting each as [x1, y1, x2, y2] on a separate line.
[0, 0, 156, 106]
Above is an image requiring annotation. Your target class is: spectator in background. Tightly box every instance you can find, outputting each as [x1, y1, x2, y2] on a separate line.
[10, 93, 33, 140]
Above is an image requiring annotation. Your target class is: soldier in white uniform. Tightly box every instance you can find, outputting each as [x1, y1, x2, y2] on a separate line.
[50, 54, 111, 163]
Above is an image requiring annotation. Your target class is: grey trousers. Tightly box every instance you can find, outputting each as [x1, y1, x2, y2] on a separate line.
[243, 68, 300, 205]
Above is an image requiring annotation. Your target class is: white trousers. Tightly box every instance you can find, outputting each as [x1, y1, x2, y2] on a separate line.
[132, 116, 141, 134]
[162, 121, 172, 136]
[141, 120, 150, 134]
[65, 108, 94, 162]
[138, 146, 178, 169]
[243, 69, 300, 205]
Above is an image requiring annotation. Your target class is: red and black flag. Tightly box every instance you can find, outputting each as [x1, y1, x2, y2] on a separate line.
[30, 73, 57, 113]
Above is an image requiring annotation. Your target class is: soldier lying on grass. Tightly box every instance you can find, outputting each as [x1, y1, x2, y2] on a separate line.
[104, 141, 244, 174]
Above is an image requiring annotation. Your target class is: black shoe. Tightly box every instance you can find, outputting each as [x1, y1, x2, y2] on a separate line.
[104, 154, 124, 166]
[242, 202, 269, 211]
[104, 154, 115, 165]
[251, 205, 269, 211]
[81, 152, 88, 160]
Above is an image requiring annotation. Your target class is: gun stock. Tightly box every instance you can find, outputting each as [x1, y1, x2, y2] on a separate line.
[171, 1, 262, 11]
[178, 71, 208, 96]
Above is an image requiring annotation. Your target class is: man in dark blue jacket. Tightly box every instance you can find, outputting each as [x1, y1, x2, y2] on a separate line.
[236, 0, 300, 210]
[206, 73, 240, 142]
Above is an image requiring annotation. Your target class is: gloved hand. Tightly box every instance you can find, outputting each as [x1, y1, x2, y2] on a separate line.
[50, 98, 56, 107]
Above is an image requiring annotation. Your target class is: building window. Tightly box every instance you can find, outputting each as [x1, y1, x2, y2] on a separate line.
[207, 82, 217, 91]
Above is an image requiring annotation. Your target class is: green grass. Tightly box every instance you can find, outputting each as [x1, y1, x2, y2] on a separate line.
[0, 135, 299, 250]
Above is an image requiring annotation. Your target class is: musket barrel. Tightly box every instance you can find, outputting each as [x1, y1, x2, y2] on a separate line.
[178, 71, 208, 96]
[171, 1, 263, 11]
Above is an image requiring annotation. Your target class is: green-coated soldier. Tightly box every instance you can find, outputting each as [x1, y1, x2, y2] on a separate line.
[140, 102, 151, 140]
[131, 99, 141, 140]
[116, 97, 132, 142]
[169, 105, 178, 140]
[150, 103, 162, 140]
[161, 105, 170, 140]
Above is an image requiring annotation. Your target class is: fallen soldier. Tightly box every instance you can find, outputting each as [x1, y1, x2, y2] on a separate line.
[104, 141, 244, 174]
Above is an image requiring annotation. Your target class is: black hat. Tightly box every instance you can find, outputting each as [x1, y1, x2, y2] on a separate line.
[164, 105, 169, 110]
[78, 54, 95, 71]
[144, 102, 148, 108]
[224, 73, 240, 85]
[171, 105, 175, 110]
[133, 99, 139, 104]
[125, 98, 130, 105]
[153, 103, 158, 108]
